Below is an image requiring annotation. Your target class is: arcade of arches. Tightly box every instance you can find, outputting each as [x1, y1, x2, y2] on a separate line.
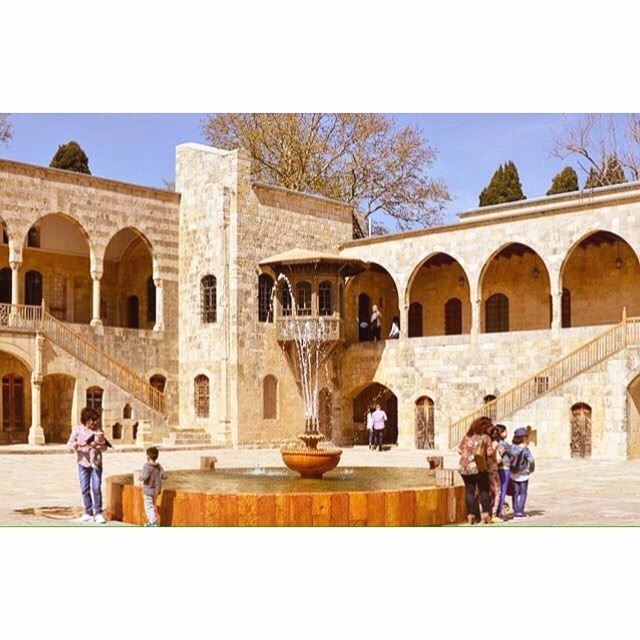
[351, 383, 398, 445]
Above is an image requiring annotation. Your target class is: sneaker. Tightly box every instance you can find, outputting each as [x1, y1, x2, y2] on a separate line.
[76, 513, 94, 523]
[513, 513, 527, 519]
[94, 513, 106, 524]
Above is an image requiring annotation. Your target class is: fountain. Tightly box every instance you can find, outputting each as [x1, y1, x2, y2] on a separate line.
[106, 250, 467, 526]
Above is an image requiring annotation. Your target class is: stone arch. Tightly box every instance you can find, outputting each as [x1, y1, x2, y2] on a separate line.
[101, 226, 159, 277]
[349, 381, 398, 446]
[478, 242, 552, 332]
[406, 251, 472, 337]
[559, 229, 640, 327]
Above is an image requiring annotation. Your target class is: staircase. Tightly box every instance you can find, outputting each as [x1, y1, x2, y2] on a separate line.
[0, 303, 165, 416]
[448, 315, 640, 447]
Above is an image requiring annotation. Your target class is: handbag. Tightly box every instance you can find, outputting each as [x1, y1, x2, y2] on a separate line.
[473, 438, 488, 473]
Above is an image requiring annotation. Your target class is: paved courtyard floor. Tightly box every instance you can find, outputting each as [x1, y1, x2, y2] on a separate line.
[1, 446, 639, 526]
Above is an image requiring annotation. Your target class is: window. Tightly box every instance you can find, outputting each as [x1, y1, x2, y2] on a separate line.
[263, 375, 278, 419]
[318, 281, 333, 316]
[444, 298, 462, 335]
[561, 288, 571, 328]
[112, 422, 123, 439]
[0, 267, 11, 304]
[24, 270, 43, 306]
[149, 374, 166, 393]
[258, 274, 274, 322]
[27, 226, 40, 248]
[194, 374, 209, 418]
[296, 281, 312, 316]
[147, 277, 156, 323]
[2, 228, 8, 245]
[485, 293, 509, 333]
[280, 282, 292, 317]
[86, 386, 103, 427]
[123, 403, 132, 420]
[127, 295, 140, 329]
[201, 275, 217, 323]
[408, 301, 423, 337]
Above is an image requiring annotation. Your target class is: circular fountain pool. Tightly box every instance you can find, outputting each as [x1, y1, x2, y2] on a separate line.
[107, 467, 465, 526]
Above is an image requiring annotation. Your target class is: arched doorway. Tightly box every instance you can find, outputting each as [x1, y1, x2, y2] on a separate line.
[358, 293, 371, 341]
[480, 243, 551, 332]
[41, 374, 75, 443]
[408, 302, 423, 338]
[561, 231, 640, 327]
[318, 387, 332, 440]
[0, 351, 31, 445]
[407, 252, 471, 337]
[415, 396, 434, 449]
[24, 270, 43, 306]
[103, 228, 154, 328]
[570, 402, 592, 458]
[0, 267, 11, 304]
[352, 383, 398, 446]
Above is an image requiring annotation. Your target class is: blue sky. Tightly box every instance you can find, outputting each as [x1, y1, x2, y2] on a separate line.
[1, 113, 629, 225]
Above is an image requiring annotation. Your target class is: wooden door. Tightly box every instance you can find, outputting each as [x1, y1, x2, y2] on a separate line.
[2, 374, 25, 442]
[570, 403, 592, 458]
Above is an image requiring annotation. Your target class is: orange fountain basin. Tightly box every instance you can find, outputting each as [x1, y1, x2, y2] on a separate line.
[280, 447, 342, 479]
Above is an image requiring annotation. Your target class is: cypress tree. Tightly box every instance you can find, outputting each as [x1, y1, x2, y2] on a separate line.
[547, 166, 579, 195]
[479, 161, 526, 206]
[584, 155, 626, 188]
[50, 141, 91, 174]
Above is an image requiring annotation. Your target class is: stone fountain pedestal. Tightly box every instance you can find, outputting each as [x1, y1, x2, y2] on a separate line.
[280, 433, 342, 479]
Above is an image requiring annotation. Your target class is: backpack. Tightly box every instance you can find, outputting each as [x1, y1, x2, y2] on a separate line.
[510, 448, 535, 475]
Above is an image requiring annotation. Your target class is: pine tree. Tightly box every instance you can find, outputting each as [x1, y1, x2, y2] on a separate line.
[584, 155, 626, 188]
[50, 141, 91, 174]
[479, 161, 526, 206]
[547, 166, 579, 195]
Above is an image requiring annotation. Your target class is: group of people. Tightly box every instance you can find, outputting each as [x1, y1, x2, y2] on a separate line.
[359, 305, 400, 342]
[67, 407, 166, 526]
[365, 403, 388, 450]
[458, 416, 535, 524]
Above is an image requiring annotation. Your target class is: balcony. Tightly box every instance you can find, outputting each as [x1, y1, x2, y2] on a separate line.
[275, 315, 341, 342]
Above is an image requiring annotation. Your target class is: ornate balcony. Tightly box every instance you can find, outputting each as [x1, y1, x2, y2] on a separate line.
[275, 315, 341, 343]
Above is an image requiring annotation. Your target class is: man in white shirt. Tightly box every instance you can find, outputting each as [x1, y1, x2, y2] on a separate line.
[371, 403, 387, 451]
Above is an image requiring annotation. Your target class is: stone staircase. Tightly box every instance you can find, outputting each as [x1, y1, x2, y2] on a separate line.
[448, 314, 640, 446]
[0, 302, 166, 416]
[162, 429, 212, 445]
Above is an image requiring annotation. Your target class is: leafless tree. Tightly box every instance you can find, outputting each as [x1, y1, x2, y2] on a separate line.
[0, 114, 12, 145]
[202, 113, 450, 232]
[552, 114, 640, 184]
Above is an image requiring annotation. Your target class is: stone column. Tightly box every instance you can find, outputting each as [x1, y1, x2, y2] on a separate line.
[551, 287, 562, 337]
[470, 298, 481, 344]
[399, 303, 409, 339]
[90, 270, 103, 328]
[28, 333, 45, 445]
[153, 278, 165, 332]
[9, 260, 20, 306]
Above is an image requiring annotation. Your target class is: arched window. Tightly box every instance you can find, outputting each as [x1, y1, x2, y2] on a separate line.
[24, 270, 43, 306]
[112, 422, 123, 440]
[258, 274, 274, 323]
[358, 293, 371, 342]
[200, 275, 217, 323]
[483, 394, 497, 421]
[279, 282, 292, 317]
[296, 281, 312, 316]
[149, 374, 166, 393]
[561, 287, 571, 328]
[147, 277, 156, 323]
[123, 403, 132, 420]
[318, 281, 333, 316]
[127, 295, 140, 329]
[27, 225, 40, 248]
[444, 297, 462, 335]
[485, 293, 509, 333]
[408, 301, 423, 337]
[263, 375, 278, 419]
[86, 386, 103, 427]
[194, 374, 209, 418]
[0, 267, 11, 304]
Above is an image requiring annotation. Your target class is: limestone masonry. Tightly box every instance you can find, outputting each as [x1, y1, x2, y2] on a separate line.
[2, 142, 640, 460]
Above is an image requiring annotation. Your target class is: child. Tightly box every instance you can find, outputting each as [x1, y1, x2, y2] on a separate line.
[139, 446, 167, 527]
[494, 424, 512, 519]
[510, 427, 536, 518]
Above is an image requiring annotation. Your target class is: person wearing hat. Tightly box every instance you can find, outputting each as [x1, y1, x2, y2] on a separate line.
[509, 427, 535, 519]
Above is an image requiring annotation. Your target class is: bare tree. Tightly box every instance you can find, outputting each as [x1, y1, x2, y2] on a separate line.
[0, 114, 12, 145]
[202, 113, 450, 231]
[552, 114, 640, 185]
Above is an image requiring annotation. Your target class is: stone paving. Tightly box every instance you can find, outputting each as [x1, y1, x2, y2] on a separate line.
[1, 446, 640, 526]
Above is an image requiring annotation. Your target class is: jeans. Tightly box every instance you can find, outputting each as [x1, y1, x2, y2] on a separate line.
[461, 472, 491, 518]
[512, 479, 529, 516]
[496, 469, 511, 516]
[78, 464, 102, 515]
[144, 494, 158, 525]
[372, 429, 384, 451]
[368, 429, 374, 447]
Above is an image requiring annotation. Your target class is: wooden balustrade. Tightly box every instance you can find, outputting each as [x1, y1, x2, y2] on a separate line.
[449, 318, 638, 447]
[275, 315, 341, 342]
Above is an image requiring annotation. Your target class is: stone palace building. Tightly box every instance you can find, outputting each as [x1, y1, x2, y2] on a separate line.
[2, 142, 640, 460]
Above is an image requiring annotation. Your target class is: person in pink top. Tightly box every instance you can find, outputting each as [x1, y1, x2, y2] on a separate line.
[371, 403, 387, 451]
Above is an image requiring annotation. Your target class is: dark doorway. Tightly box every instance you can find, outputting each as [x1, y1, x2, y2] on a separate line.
[408, 301, 423, 337]
[570, 403, 592, 458]
[358, 293, 371, 342]
[2, 374, 24, 442]
[0, 267, 11, 304]
[25, 270, 43, 306]
[127, 295, 140, 329]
